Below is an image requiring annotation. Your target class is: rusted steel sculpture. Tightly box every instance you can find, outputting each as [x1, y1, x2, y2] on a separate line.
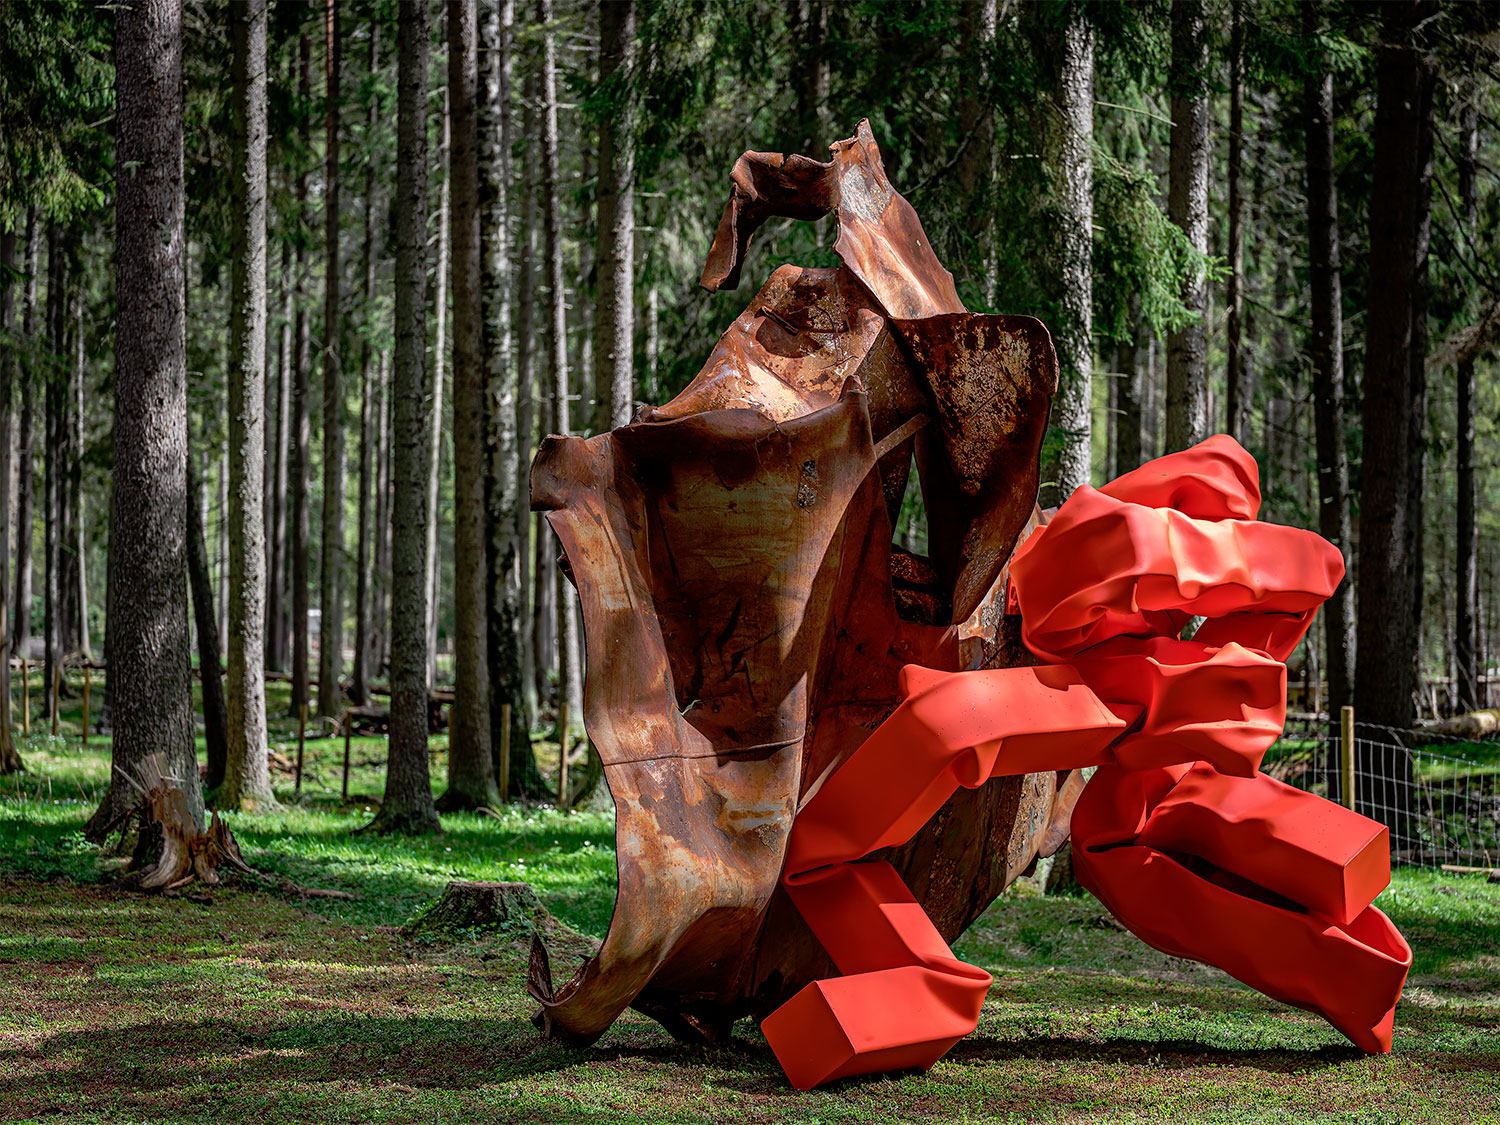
[529, 120, 1065, 1043]
[528, 121, 1409, 1086]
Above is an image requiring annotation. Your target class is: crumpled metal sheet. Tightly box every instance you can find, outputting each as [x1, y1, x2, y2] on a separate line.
[529, 120, 1063, 1042]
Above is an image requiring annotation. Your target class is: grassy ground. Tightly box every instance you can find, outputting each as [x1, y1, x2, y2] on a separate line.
[0, 681, 1497, 1122]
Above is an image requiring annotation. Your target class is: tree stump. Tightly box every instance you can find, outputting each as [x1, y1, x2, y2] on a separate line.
[125, 753, 253, 891]
[403, 880, 543, 937]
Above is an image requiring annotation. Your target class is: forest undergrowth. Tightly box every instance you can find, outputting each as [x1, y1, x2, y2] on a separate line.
[0, 683, 1496, 1124]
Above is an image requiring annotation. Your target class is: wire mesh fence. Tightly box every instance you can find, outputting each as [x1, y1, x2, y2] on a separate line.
[1264, 712, 1500, 869]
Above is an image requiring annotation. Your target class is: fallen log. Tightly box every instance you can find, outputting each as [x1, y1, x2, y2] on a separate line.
[1418, 710, 1500, 741]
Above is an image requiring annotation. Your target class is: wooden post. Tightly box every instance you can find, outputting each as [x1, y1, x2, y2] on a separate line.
[498, 701, 512, 803]
[1340, 704, 1356, 811]
[51, 663, 59, 736]
[342, 710, 351, 801]
[82, 666, 91, 747]
[20, 657, 28, 737]
[557, 700, 570, 810]
[296, 703, 307, 795]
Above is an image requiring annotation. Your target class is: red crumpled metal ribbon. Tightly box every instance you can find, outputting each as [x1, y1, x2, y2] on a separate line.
[763, 435, 1413, 1090]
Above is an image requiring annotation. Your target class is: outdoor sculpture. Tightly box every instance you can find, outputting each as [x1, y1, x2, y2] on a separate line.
[529, 121, 1411, 1088]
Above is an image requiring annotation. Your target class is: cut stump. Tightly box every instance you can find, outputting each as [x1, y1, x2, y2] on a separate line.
[403, 880, 543, 937]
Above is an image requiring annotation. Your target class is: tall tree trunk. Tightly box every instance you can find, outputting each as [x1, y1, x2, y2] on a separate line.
[1225, 1, 1247, 446]
[373, 347, 391, 676]
[1456, 93, 1479, 713]
[1304, 8, 1354, 724]
[438, 0, 498, 811]
[481, 0, 542, 797]
[13, 209, 37, 668]
[1355, 0, 1434, 843]
[955, 0, 997, 305]
[427, 87, 452, 690]
[517, 83, 542, 725]
[222, 0, 272, 809]
[43, 222, 63, 724]
[591, 0, 635, 435]
[786, 0, 829, 152]
[1116, 294, 1144, 474]
[290, 34, 314, 716]
[69, 293, 88, 659]
[318, 0, 346, 719]
[373, 0, 440, 834]
[351, 20, 381, 708]
[268, 243, 292, 672]
[537, 0, 583, 764]
[1041, 6, 1093, 504]
[1165, 0, 1209, 452]
[0, 227, 19, 772]
[89, 0, 202, 836]
[188, 450, 229, 791]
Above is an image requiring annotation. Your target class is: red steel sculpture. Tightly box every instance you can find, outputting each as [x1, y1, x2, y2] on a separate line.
[528, 121, 1411, 1089]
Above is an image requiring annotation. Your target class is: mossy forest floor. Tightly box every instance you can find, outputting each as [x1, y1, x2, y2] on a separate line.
[0, 681, 1497, 1122]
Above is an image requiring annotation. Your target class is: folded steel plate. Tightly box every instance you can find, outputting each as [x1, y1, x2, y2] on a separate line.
[528, 121, 1063, 1043]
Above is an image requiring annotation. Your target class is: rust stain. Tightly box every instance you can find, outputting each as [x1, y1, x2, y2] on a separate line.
[529, 120, 1062, 1044]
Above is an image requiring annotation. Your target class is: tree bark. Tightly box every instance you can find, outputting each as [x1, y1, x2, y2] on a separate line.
[537, 0, 583, 762]
[1225, 2, 1247, 446]
[1166, 0, 1209, 452]
[0, 227, 19, 772]
[1041, 5, 1093, 504]
[591, 0, 635, 436]
[69, 292, 88, 659]
[517, 79, 543, 728]
[1116, 295, 1145, 474]
[427, 86, 452, 690]
[1303, 9, 1354, 724]
[439, 0, 498, 811]
[372, 0, 441, 834]
[222, 0, 273, 809]
[13, 209, 38, 670]
[481, 0, 542, 798]
[187, 449, 229, 791]
[90, 0, 203, 836]
[785, 0, 829, 153]
[373, 347, 391, 676]
[1456, 94, 1479, 714]
[955, 0, 998, 306]
[318, 0, 347, 719]
[268, 242, 292, 672]
[1355, 0, 1434, 840]
[290, 34, 314, 716]
[351, 20, 381, 708]
[43, 222, 63, 725]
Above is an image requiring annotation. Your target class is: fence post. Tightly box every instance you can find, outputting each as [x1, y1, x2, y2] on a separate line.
[1340, 704, 1356, 811]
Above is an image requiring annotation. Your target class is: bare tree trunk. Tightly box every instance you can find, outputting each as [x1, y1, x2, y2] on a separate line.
[785, 0, 829, 152]
[351, 20, 381, 709]
[318, 0, 347, 719]
[188, 449, 229, 792]
[1355, 0, 1434, 843]
[0, 227, 19, 772]
[222, 0, 272, 809]
[537, 0, 582, 762]
[1456, 91, 1479, 714]
[516, 82, 542, 725]
[12, 209, 37, 667]
[955, 0, 998, 306]
[1166, 0, 1209, 452]
[290, 34, 313, 716]
[1116, 295, 1144, 474]
[90, 0, 202, 836]
[592, 0, 635, 435]
[268, 243, 292, 671]
[1225, 1, 1247, 446]
[43, 222, 63, 726]
[373, 347, 390, 676]
[481, 0, 540, 797]
[427, 86, 451, 690]
[70, 293, 89, 659]
[1041, 6, 1093, 504]
[373, 0, 440, 834]
[439, 0, 498, 811]
[1304, 7, 1354, 722]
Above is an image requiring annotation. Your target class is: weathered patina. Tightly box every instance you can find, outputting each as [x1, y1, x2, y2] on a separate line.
[529, 120, 1066, 1043]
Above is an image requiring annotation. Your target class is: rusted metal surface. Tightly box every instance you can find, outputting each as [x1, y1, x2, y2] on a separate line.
[529, 120, 1064, 1043]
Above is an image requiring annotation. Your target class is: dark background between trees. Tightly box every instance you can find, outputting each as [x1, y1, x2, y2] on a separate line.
[0, 0, 1497, 837]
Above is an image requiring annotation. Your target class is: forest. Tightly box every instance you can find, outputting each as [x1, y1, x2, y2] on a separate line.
[0, 0, 1499, 1119]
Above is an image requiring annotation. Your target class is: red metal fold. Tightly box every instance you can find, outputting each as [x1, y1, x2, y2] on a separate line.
[765, 436, 1411, 1089]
